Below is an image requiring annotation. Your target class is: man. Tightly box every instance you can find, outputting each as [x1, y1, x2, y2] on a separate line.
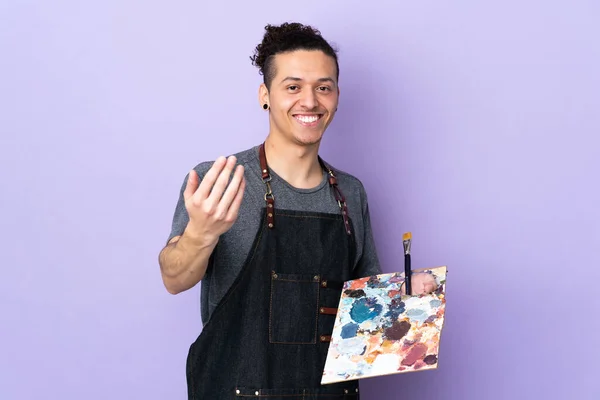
[159, 22, 435, 399]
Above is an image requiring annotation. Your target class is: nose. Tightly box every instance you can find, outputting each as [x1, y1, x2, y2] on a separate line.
[299, 89, 318, 110]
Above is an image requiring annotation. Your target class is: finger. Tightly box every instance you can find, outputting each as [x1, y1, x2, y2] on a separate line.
[217, 165, 245, 212]
[193, 156, 227, 201]
[225, 174, 246, 222]
[426, 281, 438, 293]
[183, 170, 199, 201]
[206, 156, 237, 204]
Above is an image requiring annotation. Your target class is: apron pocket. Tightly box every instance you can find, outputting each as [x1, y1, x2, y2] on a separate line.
[269, 271, 320, 344]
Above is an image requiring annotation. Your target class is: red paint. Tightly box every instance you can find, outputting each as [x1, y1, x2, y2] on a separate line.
[401, 343, 428, 366]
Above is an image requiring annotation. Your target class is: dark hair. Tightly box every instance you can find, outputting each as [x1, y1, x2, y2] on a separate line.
[250, 22, 339, 89]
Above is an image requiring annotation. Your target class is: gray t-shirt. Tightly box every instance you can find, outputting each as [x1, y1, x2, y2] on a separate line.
[167, 145, 382, 324]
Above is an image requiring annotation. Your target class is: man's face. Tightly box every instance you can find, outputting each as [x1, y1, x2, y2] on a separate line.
[260, 50, 339, 147]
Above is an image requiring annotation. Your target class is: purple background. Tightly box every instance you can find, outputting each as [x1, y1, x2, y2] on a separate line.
[2, 1, 599, 399]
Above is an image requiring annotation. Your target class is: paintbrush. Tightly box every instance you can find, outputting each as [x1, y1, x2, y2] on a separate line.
[403, 232, 412, 295]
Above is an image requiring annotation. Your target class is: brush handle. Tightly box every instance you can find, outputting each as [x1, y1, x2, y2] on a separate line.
[404, 253, 412, 295]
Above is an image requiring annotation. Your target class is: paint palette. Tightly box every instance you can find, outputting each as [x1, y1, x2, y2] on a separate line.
[321, 266, 447, 384]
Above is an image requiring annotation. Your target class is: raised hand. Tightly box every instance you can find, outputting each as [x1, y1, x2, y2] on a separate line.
[183, 155, 246, 244]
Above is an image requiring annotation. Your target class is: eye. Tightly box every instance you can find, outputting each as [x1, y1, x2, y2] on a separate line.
[287, 85, 299, 91]
[317, 86, 331, 92]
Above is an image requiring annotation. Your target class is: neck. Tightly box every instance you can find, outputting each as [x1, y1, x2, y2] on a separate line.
[262, 134, 323, 189]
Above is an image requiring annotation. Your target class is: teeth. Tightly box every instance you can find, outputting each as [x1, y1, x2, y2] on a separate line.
[295, 115, 319, 123]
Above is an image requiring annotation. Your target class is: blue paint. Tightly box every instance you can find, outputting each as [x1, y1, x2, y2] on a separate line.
[337, 337, 367, 357]
[406, 308, 428, 323]
[430, 299, 442, 308]
[389, 299, 405, 311]
[341, 322, 359, 339]
[384, 298, 405, 321]
[350, 298, 383, 323]
[407, 308, 425, 316]
[384, 308, 404, 321]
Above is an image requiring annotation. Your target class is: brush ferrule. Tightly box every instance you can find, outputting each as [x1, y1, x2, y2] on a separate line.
[403, 239, 411, 255]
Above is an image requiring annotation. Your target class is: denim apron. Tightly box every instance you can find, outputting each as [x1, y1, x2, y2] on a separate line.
[185, 143, 361, 399]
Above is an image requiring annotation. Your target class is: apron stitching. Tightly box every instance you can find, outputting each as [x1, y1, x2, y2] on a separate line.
[268, 273, 274, 343]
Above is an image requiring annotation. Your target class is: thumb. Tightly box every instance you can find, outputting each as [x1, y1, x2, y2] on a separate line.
[183, 169, 199, 201]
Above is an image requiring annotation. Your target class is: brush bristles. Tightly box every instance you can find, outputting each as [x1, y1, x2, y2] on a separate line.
[402, 232, 412, 241]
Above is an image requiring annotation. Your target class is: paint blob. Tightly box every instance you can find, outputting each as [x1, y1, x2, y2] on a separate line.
[344, 289, 366, 298]
[336, 337, 367, 357]
[350, 297, 383, 323]
[401, 343, 428, 366]
[340, 323, 359, 339]
[430, 299, 442, 308]
[384, 320, 411, 341]
[424, 354, 438, 365]
[406, 308, 428, 323]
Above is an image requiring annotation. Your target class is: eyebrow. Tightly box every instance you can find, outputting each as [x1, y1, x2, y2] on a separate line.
[280, 76, 336, 84]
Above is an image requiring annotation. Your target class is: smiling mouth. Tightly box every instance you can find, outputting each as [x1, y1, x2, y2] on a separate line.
[293, 114, 323, 125]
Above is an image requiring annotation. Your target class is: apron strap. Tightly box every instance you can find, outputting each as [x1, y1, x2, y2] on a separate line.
[258, 143, 352, 235]
[318, 156, 352, 236]
[258, 143, 275, 228]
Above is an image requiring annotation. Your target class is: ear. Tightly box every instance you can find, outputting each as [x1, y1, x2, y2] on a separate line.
[258, 83, 269, 108]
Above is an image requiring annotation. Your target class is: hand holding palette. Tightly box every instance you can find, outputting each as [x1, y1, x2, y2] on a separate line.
[321, 233, 447, 384]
